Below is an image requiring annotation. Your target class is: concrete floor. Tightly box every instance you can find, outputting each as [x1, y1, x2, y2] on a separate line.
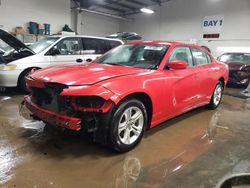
[0, 87, 249, 188]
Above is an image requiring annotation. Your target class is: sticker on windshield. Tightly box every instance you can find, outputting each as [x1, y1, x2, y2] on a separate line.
[144, 46, 164, 51]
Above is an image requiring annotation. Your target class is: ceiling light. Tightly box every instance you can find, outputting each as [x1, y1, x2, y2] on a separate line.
[140, 8, 154, 14]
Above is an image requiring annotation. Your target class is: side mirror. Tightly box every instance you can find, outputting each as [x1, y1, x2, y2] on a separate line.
[50, 48, 60, 56]
[168, 60, 188, 70]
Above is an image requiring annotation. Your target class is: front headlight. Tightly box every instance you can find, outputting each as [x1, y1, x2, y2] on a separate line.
[75, 96, 106, 108]
[0, 65, 17, 71]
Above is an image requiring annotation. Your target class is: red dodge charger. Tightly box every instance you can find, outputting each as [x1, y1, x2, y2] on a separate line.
[24, 41, 229, 152]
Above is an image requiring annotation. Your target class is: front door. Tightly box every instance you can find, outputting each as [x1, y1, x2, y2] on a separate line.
[165, 46, 200, 114]
[49, 37, 84, 65]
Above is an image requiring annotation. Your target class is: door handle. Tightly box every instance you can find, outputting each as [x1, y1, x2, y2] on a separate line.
[86, 58, 92, 62]
[76, 58, 83, 63]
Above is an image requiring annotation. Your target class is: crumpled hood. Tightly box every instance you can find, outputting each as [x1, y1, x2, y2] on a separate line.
[29, 63, 146, 86]
[227, 62, 246, 70]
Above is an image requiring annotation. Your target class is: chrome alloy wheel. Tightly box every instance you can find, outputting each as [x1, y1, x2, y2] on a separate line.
[213, 84, 222, 106]
[118, 107, 144, 145]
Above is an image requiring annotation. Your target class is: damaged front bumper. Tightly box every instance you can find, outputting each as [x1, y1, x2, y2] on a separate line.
[229, 70, 250, 86]
[24, 96, 82, 131]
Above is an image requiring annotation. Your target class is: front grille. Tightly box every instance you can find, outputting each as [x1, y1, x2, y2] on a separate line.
[31, 85, 69, 113]
[229, 70, 239, 80]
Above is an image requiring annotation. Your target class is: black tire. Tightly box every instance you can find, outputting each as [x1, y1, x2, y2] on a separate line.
[18, 69, 36, 94]
[109, 99, 148, 153]
[207, 81, 223, 110]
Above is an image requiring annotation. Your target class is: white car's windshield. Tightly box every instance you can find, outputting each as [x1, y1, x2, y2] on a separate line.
[29, 37, 59, 53]
[96, 44, 168, 69]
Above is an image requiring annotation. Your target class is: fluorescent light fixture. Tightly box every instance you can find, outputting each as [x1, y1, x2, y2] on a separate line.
[140, 8, 154, 14]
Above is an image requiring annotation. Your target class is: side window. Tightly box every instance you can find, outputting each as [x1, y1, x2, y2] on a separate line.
[168, 47, 194, 67]
[107, 40, 122, 49]
[54, 38, 81, 55]
[191, 48, 210, 66]
[83, 38, 108, 54]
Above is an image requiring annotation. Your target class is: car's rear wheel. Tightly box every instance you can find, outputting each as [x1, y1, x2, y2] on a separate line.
[109, 99, 147, 153]
[207, 81, 223, 110]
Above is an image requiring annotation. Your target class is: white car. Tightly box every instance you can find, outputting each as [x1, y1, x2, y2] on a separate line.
[0, 29, 123, 92]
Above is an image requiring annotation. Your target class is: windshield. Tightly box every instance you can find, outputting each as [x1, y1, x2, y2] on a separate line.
[218, 53, 250, 64]
[29, 37, 59, 53]
[96, 44, 168, 69]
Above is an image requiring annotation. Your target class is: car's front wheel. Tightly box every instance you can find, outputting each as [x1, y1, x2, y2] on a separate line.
[207, 81, 223, 110]
[109, 99, 148, 153]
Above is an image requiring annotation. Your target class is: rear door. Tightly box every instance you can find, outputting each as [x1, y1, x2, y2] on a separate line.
[82, 38, 109, 62]
[48, 37, 83, 65]
[190, 47, 217, 102]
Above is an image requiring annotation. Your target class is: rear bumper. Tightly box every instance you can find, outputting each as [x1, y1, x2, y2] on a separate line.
[24, 96, 82, 131]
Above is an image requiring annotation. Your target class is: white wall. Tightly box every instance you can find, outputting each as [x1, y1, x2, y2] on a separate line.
[120, 0, 250, 56]
[72, 11, 120, 37]
[0, 0, 70, 34]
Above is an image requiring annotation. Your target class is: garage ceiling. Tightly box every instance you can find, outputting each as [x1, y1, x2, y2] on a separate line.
[72, 0, 170, 16]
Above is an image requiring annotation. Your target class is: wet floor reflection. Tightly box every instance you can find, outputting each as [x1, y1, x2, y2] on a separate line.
[0, 141, 16, 184]
[0, 92, 249, 187]
[115, 157, 142, 188]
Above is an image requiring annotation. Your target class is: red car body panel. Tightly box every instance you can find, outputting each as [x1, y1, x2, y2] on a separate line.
[25, 41, 229, 130]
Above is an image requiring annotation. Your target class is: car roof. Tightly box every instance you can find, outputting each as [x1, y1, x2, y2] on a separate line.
[126, 40, 202, 48]
[221, 52, 250, 55]
[49, 35, 123, 42]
